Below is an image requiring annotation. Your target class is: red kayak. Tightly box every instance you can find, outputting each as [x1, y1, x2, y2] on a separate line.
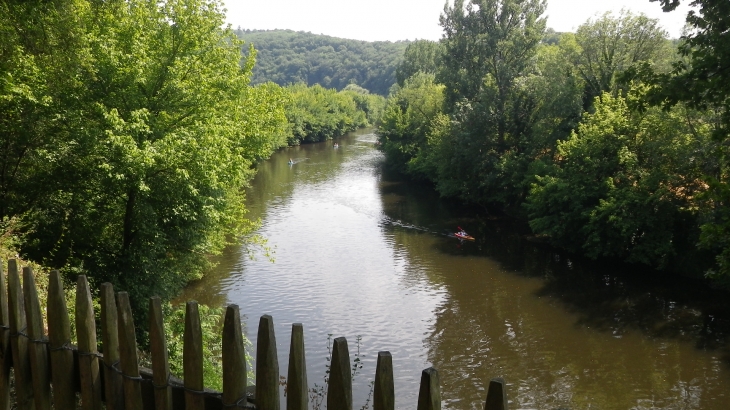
[455, 231, 475, 241]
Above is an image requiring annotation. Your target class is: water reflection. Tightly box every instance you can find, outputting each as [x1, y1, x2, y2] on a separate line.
[380, 181, 730, 408]
[178, 129, 730, 409]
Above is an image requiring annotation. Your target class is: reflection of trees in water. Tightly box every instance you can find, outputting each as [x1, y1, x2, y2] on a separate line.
[422, 271, 578, 409]
[378, 183, 730, 409]
[476, 217, 730, 353]
[533, 250, 730, 350]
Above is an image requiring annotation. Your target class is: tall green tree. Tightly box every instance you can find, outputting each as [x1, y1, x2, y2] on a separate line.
[1, 0, 289, 318]
[563, 11, 670, 108]
[439, 0, 546, 109]
[395, 40, 443, 87]
[526, 88, 713, 268]
[284, 83, 374, 144]
[648, 0, 730, 278]
[378, 72, 446, 177]
[435, 0, 546, 206]
[0, 0, 90, 221]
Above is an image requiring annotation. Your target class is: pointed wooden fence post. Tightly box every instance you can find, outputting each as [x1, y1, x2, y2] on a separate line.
[222, 305, 247, 409]
[484, 377, 508, 410]
[100, 283, 124, 410]
[327, 337, 352, 410]
[256, 315, 280, 410]
[76, 275, 102, 410]
[116, 291, 143, 410]
[287, 323, 307, 410]
[0, 260, 11, 410]
[417, 367, 440, 410]
[373, 351, 394, 410]
[23, 267, 51, 410]
[184, 301, 205, 410]
[8, 260, 34, 410]
[47, 270, 76, 410]
[149, 297, 172, 410]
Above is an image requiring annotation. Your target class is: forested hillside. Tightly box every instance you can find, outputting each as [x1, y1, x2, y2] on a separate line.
[234, 29, 409, 95]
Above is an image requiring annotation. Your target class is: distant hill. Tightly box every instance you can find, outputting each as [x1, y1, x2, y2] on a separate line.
[234, 29, 409, 96]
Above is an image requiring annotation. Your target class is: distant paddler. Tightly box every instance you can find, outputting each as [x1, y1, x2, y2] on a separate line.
[454, 226, 475, 241]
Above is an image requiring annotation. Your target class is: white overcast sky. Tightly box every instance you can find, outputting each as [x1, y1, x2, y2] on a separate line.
[221, 0, 693, 42]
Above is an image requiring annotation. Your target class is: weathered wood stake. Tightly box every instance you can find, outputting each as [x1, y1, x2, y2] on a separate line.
[8, 260, 34, 410]
[149, 297, 172, 410]
[100, 283, 124, 410]
[116, 291, 143, 410]
[484, 377, 508, 410]
[23, 267, 51, 410]
[0, 260, 11, 410]
[327, 337, 353, 410]
[76, 275, 101, 410]
[373, 351, 394, 410]
[183, 301, 204, 410]
[76, 275, 102, 410]
[256, 314, 280, 410]
[222, 305, 247, 408]
[416, 367, 441, 410]
[47, 270, 76, 410]
[287, 323, 308, 410]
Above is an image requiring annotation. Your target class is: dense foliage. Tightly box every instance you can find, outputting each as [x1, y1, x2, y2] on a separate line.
[646, 0, 730, 280]
[284, 83, 384, 145]
[234, 29, 409, 95]
[395, 40, 443, 87]
[0, 0, 289, 320]
[378, 0, 725, 278]
[379, 72, 448, 177]
[526, 89, 713, 267]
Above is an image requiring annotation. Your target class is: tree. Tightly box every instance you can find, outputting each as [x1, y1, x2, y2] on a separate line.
[563, 11, 670, 108]
[647, 0, 730, 141]
[284, 84, 375, 145]
[1, 0, 289, 319]
[646, 0, 730, 279]
[395, 40, 443, 86]
[435, 0, 546, 206]
[542, 28, 562, 45]
[526, 88, 713, 268]
[0, 0, 90, 222]
[439, 0, 546, 108]
[378, 72, 446, 178]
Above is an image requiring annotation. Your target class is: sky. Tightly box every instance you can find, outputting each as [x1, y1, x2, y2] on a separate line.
[221, 0, 694, 42]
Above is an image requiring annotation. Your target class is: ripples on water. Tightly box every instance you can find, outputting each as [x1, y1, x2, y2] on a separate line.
[178, 129, 730, 409]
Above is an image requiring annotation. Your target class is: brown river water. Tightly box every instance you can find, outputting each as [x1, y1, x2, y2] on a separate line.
[178, 129, 730, 409]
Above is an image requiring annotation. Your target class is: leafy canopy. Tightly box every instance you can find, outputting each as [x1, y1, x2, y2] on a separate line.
[0, 0, 289, 321]
[526, 89, 712, 267]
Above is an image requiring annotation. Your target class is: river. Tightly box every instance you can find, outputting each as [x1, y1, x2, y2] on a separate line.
[179, 129, 730, 409]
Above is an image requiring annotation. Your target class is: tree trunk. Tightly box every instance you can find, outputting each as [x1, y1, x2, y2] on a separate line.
[122, 187, 137, 255]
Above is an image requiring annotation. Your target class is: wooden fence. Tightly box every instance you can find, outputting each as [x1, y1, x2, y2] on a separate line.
[0, 258, 509, 410]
